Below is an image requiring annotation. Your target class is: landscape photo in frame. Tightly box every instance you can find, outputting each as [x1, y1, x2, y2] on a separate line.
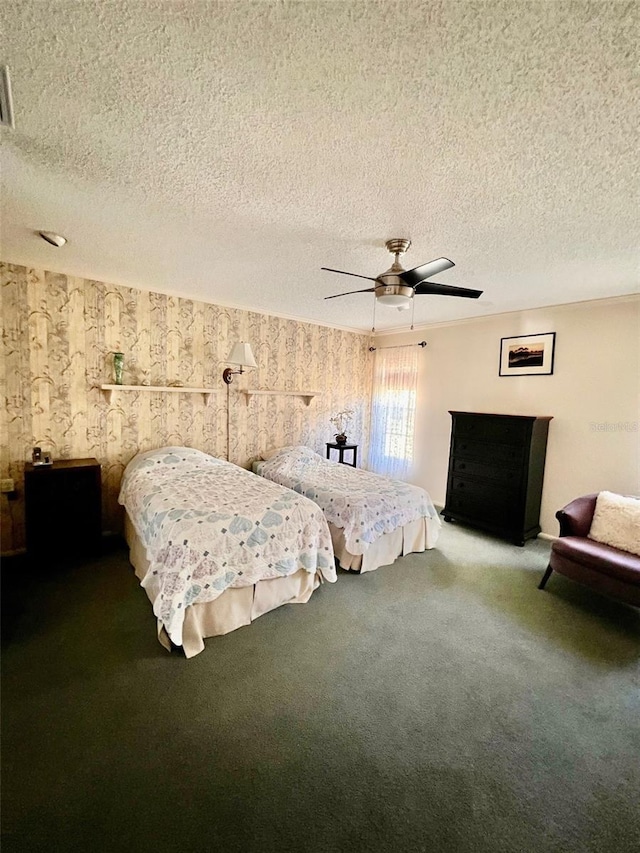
[499, 332, 556, 376]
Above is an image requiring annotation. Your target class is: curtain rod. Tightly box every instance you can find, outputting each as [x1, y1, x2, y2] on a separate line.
[368, 341, 427, 352]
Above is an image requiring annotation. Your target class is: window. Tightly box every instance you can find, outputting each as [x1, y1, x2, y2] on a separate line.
[368, 345, 418, 479]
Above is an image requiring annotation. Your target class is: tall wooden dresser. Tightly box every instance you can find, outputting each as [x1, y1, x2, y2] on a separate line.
[442, 412, 552, 545]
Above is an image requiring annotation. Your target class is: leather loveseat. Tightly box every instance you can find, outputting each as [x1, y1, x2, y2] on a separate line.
[538, 493, 640, 607]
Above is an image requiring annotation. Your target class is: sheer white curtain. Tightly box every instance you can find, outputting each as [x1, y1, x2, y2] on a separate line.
[368, 345, 419, 480]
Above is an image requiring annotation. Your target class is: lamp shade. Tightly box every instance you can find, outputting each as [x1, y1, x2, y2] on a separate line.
[226, 341, 257, 369]
[377, 293, 412, 307]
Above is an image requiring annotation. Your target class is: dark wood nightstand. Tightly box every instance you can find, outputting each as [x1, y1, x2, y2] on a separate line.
[326, 443, 358, 467]
[24, 458, 102, 558]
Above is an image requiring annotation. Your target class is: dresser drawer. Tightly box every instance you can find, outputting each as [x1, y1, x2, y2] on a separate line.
[482, 417, 530, 445]
[26, 467, 98, 506]
[453, 438, 524, 467]
[447, 476, 517, 523]
[453, 414, 530, 446]
[453, 415, 485, 440]
[452, 457, 522, 486]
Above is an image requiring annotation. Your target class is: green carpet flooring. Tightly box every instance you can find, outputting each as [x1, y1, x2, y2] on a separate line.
[2, 524, 639, 853]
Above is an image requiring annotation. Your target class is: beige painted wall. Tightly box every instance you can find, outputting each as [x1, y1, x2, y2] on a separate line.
[0, 263, 372, 553]
[375, 296, 640, 536]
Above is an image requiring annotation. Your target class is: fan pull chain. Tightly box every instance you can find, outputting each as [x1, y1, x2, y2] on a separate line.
[371, 296, 377, 332]
[411, 295, 416, 330]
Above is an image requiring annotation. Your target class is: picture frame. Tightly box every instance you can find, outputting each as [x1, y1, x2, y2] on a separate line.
[499, 332, 556, 377]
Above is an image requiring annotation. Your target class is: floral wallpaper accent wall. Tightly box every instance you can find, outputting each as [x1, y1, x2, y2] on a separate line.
[0, 263, 372, 553]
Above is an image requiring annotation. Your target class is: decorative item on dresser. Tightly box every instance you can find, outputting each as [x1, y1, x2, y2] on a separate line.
[442, 412, 552, 546]
[24, 458, 102, 559]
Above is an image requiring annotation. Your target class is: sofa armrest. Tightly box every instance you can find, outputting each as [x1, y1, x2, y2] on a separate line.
[555, 493, 599, 538]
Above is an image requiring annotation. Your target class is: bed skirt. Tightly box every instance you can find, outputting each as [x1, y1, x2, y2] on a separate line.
[330, 515, 440, 574]
[124, 514, 321, 658]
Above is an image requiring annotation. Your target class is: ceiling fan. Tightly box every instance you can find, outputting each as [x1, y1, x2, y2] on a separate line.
[322, 239, 482, 308]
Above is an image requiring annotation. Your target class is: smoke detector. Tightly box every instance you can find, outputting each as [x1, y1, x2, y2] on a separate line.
[0, 66, 15, 129]
[38, 231, 67, 247]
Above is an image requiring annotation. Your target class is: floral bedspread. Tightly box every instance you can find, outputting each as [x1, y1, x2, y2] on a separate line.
[260, 447, 441, 555]
[118, 447, 336, 647]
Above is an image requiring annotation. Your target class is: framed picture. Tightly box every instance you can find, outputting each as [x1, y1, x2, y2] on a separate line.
[499, 332, 556, 377]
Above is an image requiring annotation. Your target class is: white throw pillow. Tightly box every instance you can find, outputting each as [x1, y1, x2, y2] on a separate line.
[260, 446, 286, 461]
[588, 491, 640, 556]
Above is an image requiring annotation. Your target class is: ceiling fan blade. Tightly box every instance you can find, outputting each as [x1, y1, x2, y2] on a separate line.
[414, 281, 483, 299]
[399, 257, 455, 286]
[321, 267, 378, 282]
[324, 288, 376, 300]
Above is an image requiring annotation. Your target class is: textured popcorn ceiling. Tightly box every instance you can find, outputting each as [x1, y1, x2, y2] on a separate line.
[0, 0, 637, 332]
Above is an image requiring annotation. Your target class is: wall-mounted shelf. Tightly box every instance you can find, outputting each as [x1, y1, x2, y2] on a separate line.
[242, 390, 320, 407]
[100, 384, 219, 405]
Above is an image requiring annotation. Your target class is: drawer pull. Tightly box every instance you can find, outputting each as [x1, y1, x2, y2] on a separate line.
[457, 482, 465, 489]
[459, 463, 466, 470]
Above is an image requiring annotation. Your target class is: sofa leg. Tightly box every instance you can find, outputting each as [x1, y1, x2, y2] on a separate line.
[538, 565, 553, 590]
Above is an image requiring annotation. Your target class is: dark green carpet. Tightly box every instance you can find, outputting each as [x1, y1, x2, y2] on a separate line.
[2, 524, 639, 853]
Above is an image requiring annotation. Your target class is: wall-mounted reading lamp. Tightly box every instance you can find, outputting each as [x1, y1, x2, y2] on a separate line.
[223, 342, 257, 384]
[223, 341, 257, 463]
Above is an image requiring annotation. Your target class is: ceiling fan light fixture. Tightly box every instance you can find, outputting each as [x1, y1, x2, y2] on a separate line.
[374, 282, 414, 307]
[377, 293, 412, 307]
[322, 238, 483, 307]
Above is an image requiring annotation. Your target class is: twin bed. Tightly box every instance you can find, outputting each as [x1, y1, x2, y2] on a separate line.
[253, 446, 441, 573]
[119, 447, 336, 658]
[119, 445, 441, 657]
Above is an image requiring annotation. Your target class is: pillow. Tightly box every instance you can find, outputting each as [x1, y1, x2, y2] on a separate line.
[260, 445, 320, 461]
[588, 491, 640, 557]
[124, 446, 212, 472]
[260, 446, 287, 461]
